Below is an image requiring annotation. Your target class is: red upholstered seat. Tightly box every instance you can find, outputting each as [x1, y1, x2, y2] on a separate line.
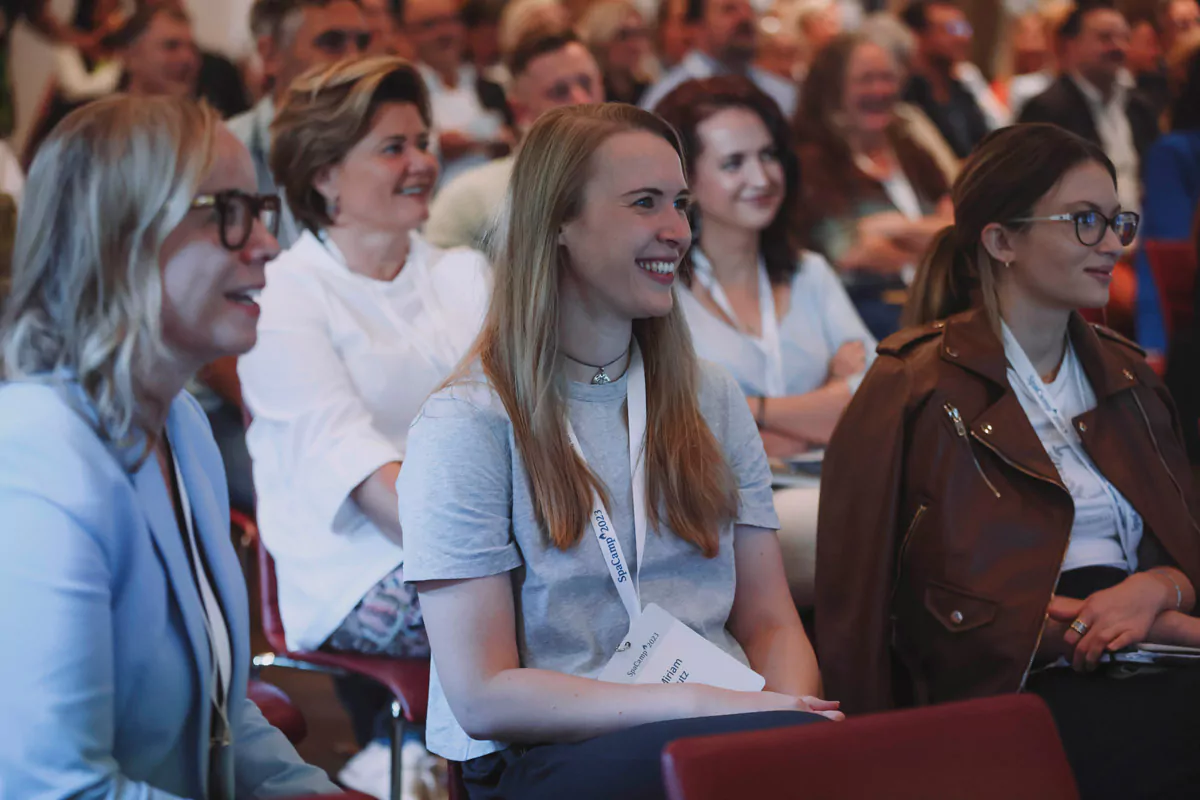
[255, 541, 429, 722]
[246, 678, 308, 746]
[661, 694, 1079, 800]
[1144, 240, 1198, 345]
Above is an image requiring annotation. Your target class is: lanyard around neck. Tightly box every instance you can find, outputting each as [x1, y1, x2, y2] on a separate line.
[691, 249, 786, 397]
[168, 442, 233, 747]
[564, 344, 648, 623]
[1001, 321, 1140, 566]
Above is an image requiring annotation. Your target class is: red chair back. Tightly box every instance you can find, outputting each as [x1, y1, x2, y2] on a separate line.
[661, 694, 1078, 800]
[256, 538, 291, 655]
[1145, 240, 1198, 343]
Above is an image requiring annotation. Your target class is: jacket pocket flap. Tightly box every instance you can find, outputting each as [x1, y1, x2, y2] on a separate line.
[924, 581, 998, 633]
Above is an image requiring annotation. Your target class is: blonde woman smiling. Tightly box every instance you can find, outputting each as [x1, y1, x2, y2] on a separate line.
[398, 104, 840, 800]
[0, 96, 337, 798]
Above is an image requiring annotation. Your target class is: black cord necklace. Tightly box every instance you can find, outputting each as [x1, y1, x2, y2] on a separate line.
[564, 350, 627, 385]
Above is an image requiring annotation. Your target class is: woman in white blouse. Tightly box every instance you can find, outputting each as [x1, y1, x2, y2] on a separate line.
[654, 76, 875, 604]
[237, 57, 491, 661]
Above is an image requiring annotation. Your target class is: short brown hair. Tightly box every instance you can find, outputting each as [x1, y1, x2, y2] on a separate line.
[505, 24, 578, 76]
[270, 56, 430, 233]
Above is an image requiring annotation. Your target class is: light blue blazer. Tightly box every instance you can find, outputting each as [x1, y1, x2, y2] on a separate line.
[0, 380, 339, 799]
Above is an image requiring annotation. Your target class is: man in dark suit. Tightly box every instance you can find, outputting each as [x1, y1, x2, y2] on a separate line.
[1018, 0, 1159, 213]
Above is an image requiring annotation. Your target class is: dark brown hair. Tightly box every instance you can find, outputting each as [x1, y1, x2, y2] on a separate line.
[271, 56, 430, 234]
[792, 33, 948, 240]
[654, 75, 800, 286]
[505, 26, 580, 77]
[903, 123, 1116, 327]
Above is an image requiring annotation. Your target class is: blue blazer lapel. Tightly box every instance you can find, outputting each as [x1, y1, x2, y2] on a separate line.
[166, 405, 251, 681]
[134, 446, 216, 794]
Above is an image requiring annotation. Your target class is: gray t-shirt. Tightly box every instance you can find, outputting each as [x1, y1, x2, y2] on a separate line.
[398, 361, 780, 761]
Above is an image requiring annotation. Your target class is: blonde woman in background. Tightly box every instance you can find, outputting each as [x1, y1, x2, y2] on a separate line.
[399, 104, 840, 800]
[0, 95, 337, 799]
[578, 0, 654, 105]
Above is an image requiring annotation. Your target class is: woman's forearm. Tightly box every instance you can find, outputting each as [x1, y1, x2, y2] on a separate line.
[459, 668, 776, 744]
[351, 462, 403, 546]
[1147, 610, 1200, 647]
[740, 621, 822, 698]
[753, 382, 852, 446]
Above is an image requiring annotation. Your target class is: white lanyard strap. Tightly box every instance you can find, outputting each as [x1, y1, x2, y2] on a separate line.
[691, 249, 786, 397]
[565, 345, 649, 622]
[170, 446, 233, 744]
[1001, 322, 1141, 565]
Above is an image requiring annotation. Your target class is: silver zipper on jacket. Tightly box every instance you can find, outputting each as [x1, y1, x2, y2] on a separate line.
[943, 403, 1001, 498]
[891, 503, 928, 607]
[1131, 392, 1200, 537]
[969, 433, 1071, 690]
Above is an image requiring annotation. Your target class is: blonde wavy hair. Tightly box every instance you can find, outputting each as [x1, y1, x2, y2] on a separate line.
[0, 95, 220, 447]
[466, 104, 737, 557]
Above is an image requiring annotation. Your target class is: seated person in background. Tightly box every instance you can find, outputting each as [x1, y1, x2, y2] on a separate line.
[640, 0, 798, 118]
[399, 104, 841, 800]
[857, 11, 962, 184]
[578, 0, 653, 106]
[22, 4, 200, 167]
[0, 95, 339, 798]
[794, 32, 951, 340]
[1018, 0, 1159, 219]
[1134, 40, 1200, 357]
[462, 0, 507, 84]
[424, 27, 603, 251]
[817, 123, 1200, 800]
[231, 0, 372, 251]
[655, 75, 875, 606]
[239, 56, 491, 666]
[1004, 2, 1074, 118]
[403, 0, 513, 186]
[899, 0, 996, 159]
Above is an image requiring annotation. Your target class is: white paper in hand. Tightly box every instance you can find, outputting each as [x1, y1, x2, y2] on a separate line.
[597, 603, 765, 692]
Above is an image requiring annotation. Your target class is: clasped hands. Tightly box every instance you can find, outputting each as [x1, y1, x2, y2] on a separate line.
[1041, 571, 1186, 672]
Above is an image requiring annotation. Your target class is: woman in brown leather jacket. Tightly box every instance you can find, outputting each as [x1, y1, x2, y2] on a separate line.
[816, 124, 1200, 799]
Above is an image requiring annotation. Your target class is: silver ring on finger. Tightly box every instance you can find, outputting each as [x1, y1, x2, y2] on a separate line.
[1070, 618, 1090, 636]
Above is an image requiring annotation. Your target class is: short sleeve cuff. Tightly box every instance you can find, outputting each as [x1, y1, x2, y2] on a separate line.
[311, 434, 402, 534]
[404, 544, 523, 583]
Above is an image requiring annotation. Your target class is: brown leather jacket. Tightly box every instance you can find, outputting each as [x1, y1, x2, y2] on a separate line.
[816, 307, 1200, 715]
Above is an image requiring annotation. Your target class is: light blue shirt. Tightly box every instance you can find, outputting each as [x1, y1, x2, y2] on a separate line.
[680, 251, 877, 398]
[399, 362, 779, 762]
[641, 50, 798, 118]
[0, 380, 338, 799]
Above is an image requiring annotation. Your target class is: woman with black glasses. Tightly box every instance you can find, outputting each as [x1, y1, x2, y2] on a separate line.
[817, 124, 1200, 799]
[0, 95, 337, 797]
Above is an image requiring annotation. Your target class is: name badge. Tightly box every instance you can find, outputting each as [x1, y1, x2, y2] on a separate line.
[597, 603, 765, 692]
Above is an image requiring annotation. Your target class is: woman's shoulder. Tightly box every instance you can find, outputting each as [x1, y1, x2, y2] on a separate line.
[1145, 131, 1200, 166]
[416, 370, 511, 431]
[0, 380, 134, 527]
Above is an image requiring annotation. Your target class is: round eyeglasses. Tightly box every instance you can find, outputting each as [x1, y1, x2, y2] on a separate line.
[1009, 209, 1140, 248]
[191, 190, 282, 251]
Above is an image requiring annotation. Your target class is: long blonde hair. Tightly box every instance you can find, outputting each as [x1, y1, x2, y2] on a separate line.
[475, 103, 736, 557]
[0, 95, 220, 447]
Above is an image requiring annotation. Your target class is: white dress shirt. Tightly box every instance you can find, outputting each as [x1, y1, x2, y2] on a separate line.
[1071, 71, 1141, 215]
[239, 230, 492, 650]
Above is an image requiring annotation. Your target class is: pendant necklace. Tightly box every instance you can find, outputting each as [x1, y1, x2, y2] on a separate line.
[566, 350, 627, 385]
